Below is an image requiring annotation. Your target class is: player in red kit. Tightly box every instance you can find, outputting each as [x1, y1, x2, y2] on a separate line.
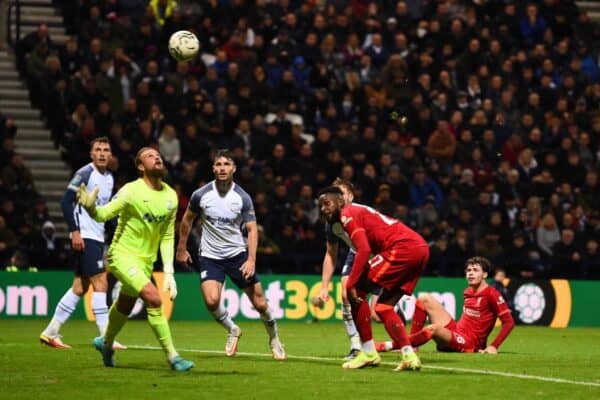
[377, 256, 514, 354]
[318, 186, 429, 371]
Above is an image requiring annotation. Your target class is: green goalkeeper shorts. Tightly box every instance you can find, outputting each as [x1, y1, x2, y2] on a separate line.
[107, 252, 153, 297]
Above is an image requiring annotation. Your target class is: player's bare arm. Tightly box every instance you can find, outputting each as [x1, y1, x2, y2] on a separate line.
[241, 220, 258, 279]
[176, 208, 197, 266]
[319, 241, 338, 302]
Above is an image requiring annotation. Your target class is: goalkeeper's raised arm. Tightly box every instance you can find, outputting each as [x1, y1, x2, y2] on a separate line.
[83, 147, 193, 372]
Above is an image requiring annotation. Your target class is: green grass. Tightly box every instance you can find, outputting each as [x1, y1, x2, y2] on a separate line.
[1, 320, 599, 399]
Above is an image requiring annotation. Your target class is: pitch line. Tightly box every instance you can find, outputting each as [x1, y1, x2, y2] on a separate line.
[128, 345, 600, 388]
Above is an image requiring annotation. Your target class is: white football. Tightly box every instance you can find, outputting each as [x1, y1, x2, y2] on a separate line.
[168, 30, 199, 62]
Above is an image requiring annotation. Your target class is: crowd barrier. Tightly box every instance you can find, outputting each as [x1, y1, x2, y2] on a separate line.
[1, 271, 597, 326]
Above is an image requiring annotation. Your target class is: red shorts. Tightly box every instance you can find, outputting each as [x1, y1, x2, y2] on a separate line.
[365, 244, 429, 294]
[436, 320, 478, 353]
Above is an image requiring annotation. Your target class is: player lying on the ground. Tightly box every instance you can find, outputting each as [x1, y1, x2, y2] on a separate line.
[377, 256, 514, 354]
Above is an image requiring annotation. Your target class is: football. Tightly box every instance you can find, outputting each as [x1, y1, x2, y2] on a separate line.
[168, 30, 199, 62]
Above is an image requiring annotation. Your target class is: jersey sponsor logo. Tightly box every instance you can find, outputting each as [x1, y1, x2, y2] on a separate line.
[463, 307, 480, 318]
[229, 201, 241, 212]
[143, 212, 168, 223]
[206, 215, 235, 226]
[166, 200, 174, 210]
[497, 296, 505, 305]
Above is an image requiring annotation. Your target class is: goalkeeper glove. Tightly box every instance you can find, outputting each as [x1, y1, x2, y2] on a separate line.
[77, 183, 99, 214]
[163, 264, 178, 300]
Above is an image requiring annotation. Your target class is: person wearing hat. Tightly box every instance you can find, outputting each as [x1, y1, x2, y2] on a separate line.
[28, 220, 68, 270]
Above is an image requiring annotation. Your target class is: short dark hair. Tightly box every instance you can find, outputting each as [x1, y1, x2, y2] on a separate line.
[213, 148, 234, 163]
[465, 256, 492, 273]
[332, 177, 354, 195]
[318, 186, 344, 198]
[90, 136, 110, 149]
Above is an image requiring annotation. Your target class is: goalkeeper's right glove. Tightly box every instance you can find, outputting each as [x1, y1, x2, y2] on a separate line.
[77, 183, 99, 214]
[163, 263, 178, 301]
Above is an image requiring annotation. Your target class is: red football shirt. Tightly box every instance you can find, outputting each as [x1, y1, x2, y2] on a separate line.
[340, 203, 425, 253]
[341, 203, 427, 288]
[456, 285, 512, 349]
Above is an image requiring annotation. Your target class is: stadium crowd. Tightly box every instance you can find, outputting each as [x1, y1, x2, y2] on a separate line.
[2, 0, 600, 280]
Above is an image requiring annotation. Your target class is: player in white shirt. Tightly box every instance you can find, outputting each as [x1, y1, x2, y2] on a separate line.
[176, 149, 286, 360]
[40, 137, 125, 350]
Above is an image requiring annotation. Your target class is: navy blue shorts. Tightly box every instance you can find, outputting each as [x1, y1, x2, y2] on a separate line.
[199, 252, 259, 289]
[71, 239, 105, 278]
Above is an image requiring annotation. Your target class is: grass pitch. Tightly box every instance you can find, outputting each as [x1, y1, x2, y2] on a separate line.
[1, 320, 599, 399]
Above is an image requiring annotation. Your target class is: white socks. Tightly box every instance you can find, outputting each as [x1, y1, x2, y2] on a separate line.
[44, 289, 81, 335]
[362, 340, 375, 353]
[210, 304, 236, 332]
[92, 292, 109, 336]
[342, 303, 361, 350]
[260, 307, 278, 340]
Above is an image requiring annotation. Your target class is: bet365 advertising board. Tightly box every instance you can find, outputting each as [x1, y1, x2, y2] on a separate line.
[0, 271, 596, 327]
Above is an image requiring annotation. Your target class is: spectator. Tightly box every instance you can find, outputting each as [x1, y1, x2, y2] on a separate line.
[158, 124, 181, 168]
[14, 0, 597, 278]
[582, 240, 600, 280]
[537, 213, 561, 267]
[551, 229, 583, 279]
[409, 167, 443, 209]
[0, 216, 18, 267]
[27, 221, 69, 270]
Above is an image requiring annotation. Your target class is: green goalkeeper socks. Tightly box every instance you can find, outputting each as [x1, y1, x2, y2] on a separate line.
[147, 307, 178, 361]
[104, 303, 128, 348]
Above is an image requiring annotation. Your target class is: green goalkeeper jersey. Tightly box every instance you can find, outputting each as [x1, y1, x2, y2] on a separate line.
[91, 178, 178, 265]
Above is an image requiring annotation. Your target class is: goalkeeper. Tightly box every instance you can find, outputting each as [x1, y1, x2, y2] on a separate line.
[77, 147, 193, 372]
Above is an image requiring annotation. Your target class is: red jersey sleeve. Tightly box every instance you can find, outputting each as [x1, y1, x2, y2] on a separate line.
[341, 206, 371, 289]
[488, 288, 515, 349]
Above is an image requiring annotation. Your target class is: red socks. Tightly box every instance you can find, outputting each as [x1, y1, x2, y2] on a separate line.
[410, 299, 427, 334]
[409, 328, 433, 347]
[375, 303, 410, 348]
[350, 291, 373, 342]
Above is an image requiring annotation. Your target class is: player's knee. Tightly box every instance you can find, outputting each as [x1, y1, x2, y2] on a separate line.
[204, 296, 220, 311]
[418, 293, 434, 305]
[426, 323, 440, 334]
[72, 282, 87, 296]
[146, 294, 162, 308]
[252, 297, 268, 313]
[90, 279, 107, 292]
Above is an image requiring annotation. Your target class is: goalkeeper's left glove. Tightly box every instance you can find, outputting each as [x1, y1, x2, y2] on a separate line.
[163, 264, 178, 300]
[77, 183, 99, 214]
